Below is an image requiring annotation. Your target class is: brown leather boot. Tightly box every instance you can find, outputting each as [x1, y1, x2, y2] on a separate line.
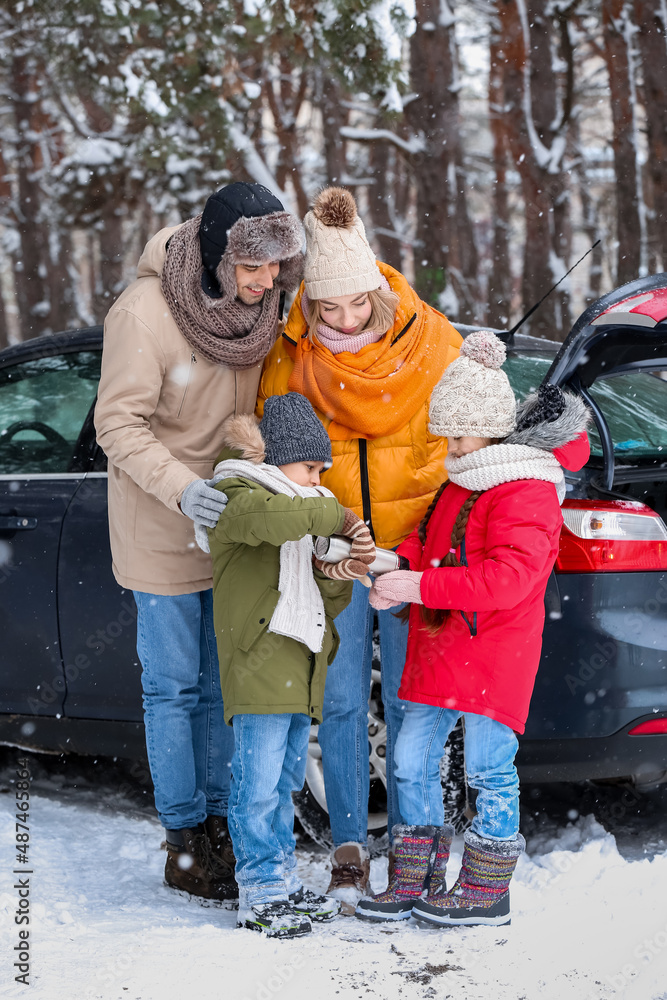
[164, 825, 238, 902]
[326, 842, 371, 915]
[203, 815, 237, 886]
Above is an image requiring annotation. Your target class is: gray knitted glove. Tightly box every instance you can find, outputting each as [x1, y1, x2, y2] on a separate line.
[180, 479, 228, 529]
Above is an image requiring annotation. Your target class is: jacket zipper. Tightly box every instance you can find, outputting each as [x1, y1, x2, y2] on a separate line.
[177, 352, 196, 418]
[457, 534, 477, 636]
[357, 438, 375, 541]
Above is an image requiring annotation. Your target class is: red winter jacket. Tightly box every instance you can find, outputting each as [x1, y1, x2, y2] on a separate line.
[397, 478, 563, 734]
[396, 430, 589, 732]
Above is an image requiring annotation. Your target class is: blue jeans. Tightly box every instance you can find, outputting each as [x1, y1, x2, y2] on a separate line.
[134, 589, 234, 831]
[317, 579, 410, 846]
[395, 705, 520, 841]
[228, 712, 311, 908]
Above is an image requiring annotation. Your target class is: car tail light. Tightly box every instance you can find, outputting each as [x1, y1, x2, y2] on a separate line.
[556, 499, 667, 572]
[628, 718, 667, 736]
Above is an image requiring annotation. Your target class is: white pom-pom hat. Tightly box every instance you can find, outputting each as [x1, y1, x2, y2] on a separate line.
[428, 330, 517, 439]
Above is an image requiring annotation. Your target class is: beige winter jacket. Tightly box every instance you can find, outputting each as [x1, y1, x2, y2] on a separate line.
[95, 226, 263, 595]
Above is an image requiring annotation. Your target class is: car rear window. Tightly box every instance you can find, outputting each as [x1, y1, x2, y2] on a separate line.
[504, 353, 667, 460]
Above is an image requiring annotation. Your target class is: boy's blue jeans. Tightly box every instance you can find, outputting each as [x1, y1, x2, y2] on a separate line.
[228, 712, 312, 908]
[395, 704, 520, 840]
[317, 578, 410, 846]
[134, 589, 234, 830]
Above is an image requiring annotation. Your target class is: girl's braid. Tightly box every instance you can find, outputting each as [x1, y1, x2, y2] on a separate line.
[419, 488, 482, 634]
[417, 480, 449, 546]
[439, 491, 482, 569]
[393, 480, 449, 623]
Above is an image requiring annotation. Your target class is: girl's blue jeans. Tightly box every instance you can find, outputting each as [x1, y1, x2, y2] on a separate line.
[317, 578, 410, 847]
[134, 589, 234, 831]
[395, 704, 520, 840]
[228, 712, 312, 909]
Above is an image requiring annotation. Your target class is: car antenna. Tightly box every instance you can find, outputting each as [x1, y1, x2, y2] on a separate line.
[506, 240, 601, 342]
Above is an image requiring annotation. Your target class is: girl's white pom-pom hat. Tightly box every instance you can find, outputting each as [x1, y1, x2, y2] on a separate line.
[428, 330, 517, 439]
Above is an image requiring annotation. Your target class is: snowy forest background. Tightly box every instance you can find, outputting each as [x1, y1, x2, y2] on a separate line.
[1, 0, 666, 347]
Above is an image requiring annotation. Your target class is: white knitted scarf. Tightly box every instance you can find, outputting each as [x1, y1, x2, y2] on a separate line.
[195, 459, 335, 654]
[445, 443, 566, 502]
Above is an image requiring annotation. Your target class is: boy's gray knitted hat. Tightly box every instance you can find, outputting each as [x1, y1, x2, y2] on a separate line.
[260, 393, 332, 468]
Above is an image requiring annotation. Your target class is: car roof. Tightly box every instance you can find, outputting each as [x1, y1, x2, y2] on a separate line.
[0, 327, 103, 368]
[455, 324, 560, 354]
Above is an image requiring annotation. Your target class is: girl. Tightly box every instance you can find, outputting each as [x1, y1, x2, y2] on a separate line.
[356, 331, 589, 926]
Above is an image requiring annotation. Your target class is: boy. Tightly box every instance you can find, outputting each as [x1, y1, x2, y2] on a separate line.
[204, 392, 374, 937]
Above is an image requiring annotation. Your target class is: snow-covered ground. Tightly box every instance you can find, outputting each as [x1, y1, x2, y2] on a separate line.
[1, 751, 666, 1000]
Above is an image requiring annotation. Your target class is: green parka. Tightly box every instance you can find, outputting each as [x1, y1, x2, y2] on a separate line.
[208, 419, 352, 725]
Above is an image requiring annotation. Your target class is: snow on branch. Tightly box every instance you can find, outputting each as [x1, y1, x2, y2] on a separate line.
[515, 0, 567, 174]
[227, 123, 296, 215]
[339, 126, 424, 155]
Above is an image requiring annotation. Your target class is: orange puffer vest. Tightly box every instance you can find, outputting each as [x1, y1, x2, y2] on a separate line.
[256, 263, 462, 549]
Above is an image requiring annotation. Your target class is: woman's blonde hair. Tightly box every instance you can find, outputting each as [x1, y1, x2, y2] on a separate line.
[306, 286, 400, 342]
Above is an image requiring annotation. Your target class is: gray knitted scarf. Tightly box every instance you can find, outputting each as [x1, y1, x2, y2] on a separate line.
[160, 216, 279, 371]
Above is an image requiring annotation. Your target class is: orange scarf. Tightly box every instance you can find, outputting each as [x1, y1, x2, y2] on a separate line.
[285, 262, 462, 440]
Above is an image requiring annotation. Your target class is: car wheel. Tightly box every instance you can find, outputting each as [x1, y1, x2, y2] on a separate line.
[293, 669, 472, 850]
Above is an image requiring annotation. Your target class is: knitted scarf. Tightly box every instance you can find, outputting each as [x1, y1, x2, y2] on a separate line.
[195, 460, 335, 653]
[445, 443, 566, 502]
[284, 262, 462, 441]
[160, 216, 280, 372]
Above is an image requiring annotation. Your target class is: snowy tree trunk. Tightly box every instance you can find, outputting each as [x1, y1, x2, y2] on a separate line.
[602, 0, 642, 284]
[264, 56, 310, 218]
[93, 207, 124, 322]
[406, 0, 479, 318]
[366, 126, 403, 270]
[633, 0, 667, 272]
[11, 55, 52, 340]
[496, 0, 573, 339]
[314, 70, 348, 186]
[572, 118, 605, 307]
[487, 30, 512, 330]
[0, 146, 13, 348]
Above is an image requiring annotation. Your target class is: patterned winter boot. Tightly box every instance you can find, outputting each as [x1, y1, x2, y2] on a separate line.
[412, 830, 525, 927]
[355, 824, 454, 922]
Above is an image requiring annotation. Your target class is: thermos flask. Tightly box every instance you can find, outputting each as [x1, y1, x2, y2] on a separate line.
[313, 535, 406, 574]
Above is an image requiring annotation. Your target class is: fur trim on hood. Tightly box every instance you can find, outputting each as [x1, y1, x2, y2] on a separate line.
[218, 413, 266, 464]
[505, 390, 590, 451]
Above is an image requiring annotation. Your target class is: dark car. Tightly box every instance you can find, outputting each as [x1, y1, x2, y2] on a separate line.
[0, 276, 666, 842]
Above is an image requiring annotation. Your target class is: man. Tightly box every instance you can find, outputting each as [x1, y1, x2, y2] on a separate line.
[95, 182, 304, 901]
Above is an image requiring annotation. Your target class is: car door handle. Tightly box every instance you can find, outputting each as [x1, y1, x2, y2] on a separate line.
[0, 516, 38, 530]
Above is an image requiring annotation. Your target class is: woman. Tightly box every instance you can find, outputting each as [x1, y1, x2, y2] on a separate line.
[257, 186, 462, 911]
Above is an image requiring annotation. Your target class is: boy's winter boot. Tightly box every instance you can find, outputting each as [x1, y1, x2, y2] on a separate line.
[237, 900, 312, 938]
[203, 815, 238, 897]
[412, 830, 525, 927]
[326, 843, 371, 915]
[355, 824, 454, 922]
[164, 825, 238, 903]
[289, 885, 341, 921]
